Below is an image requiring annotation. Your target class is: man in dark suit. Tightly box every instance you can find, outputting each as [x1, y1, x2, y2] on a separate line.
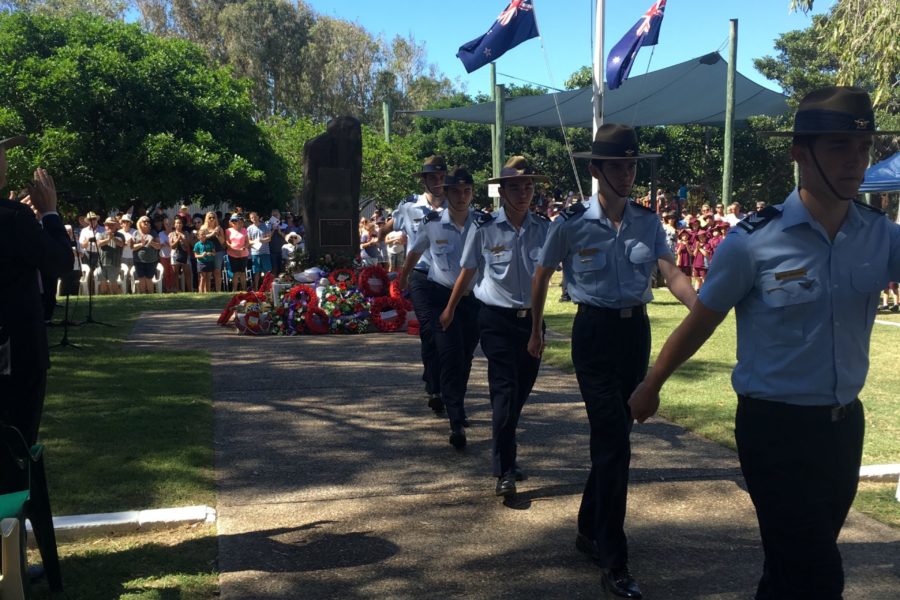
[0, 134, 73, 492]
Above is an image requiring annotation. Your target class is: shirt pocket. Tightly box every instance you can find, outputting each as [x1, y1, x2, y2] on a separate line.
[432, 243, 454, 272]
[851, 265, 887, 326]
[760, 276, 821, 344]
[627, 241, 656, 279]
[487, 249, 512, 279]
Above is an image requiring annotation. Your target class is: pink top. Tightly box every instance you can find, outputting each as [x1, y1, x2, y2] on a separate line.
[226, 227, 249, 258]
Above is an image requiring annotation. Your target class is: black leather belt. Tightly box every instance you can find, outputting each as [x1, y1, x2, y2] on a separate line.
[738, 395, 860, 422]
[577, 304, 647, 318]
[485, 305, 531, 318]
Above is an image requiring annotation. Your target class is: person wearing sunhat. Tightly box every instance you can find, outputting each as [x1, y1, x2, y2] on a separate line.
[528, 124, 696, 599]
[440, 156, 551, 498]
[381, 155, 449, 414]
[629, 86, 900, 598]
[399, 167, 480, 450]
[0, 134, 73, 493]
[78, 209, 105, 271]
[97, 216, 126, 294]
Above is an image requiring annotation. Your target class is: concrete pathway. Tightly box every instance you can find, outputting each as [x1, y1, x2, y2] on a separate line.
[129, 310, 900, 599]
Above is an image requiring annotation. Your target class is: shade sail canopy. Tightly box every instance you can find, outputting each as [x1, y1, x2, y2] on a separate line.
[860, 152, 900, 193]
[406, 53, 789, 128]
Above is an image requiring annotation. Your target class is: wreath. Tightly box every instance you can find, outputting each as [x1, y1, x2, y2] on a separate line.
[283, 284, 318, 309]
[234, 300, 271, 335]
[218, 291, 267, 326]
[329, 314, 369, 334]
[358, 265, 389, 298]
[304, 307, 330, 334]
[320, 284, 370, 318]
[388, 279, 414, 311]
[328, 268, 357, 287]
[369, 296, 407, 332]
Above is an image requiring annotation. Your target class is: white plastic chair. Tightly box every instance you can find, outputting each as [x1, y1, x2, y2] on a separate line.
[119, 263, 130, 294]
[129, 266, 138, 294]
[152, 263, 164, 294]
[79, 264, 91, 296]
[0, 518, 25, 600]
[91, 266, 104, 296]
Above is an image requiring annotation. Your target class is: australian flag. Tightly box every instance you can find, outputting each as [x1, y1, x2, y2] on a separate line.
[457, 0, 539, 74]
[606, 0, 666, 90]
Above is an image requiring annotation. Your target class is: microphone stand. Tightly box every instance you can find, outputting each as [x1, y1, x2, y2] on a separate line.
[79, 231, 113, 328]
[51, 243, 81, 349]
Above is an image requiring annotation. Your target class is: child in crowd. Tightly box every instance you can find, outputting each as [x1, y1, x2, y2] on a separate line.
[194, 230, 216, 293]
[691, 230, 711, 290]
[675, 229, 693, 277]
[881, 282, 899, 311]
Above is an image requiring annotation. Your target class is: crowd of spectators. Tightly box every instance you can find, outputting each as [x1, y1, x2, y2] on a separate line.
[64, 205, 306, 295]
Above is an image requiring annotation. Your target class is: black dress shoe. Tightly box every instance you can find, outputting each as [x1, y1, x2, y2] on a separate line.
[495, 472, 516, 497]
[449, 425, 466, 449]
[601, 566, 642, 599]
[427, 393, 444, 413]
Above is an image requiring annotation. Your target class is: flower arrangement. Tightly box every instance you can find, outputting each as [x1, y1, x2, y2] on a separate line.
[319, 284, 369, 318]
[328, 268, 357, 288]
[304, 307, 330, 334]
[358, 265, 390, 297]
[369, 296, 407, 332]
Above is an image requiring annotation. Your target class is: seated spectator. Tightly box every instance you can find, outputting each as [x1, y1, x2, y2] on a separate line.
[97, 216, 125, 294]
[282, 232, 301, 267]
[119, 214, 136, 270]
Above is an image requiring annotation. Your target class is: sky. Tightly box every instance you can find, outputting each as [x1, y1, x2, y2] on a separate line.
[305, 0, 830, 96]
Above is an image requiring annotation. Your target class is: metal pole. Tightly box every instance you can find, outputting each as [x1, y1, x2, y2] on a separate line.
[592, 0, 605, 196]
[495, 83, 506, 172]
[650, 159, 658, 210]
[491, 63, 500, 178]
[382, 100, 391, 144]
[722, 19, 738, 205]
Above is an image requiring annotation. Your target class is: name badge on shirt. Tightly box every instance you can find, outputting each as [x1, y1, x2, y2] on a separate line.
[490, 245, 507, 255]
[435, 239, 449, 245]
[774, 268, 807, 282]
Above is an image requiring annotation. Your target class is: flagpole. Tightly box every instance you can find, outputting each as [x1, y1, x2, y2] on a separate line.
[721, 19, 738, 206]
[592, 0, 605, 196]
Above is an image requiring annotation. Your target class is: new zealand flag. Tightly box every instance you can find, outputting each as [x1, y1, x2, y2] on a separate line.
[457, 0, 540, 74]
[606, 0, 666, 90]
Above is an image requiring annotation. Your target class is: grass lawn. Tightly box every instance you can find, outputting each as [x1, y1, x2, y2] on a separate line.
[542, 279, 900, 527]
[35, 292, 230, 599]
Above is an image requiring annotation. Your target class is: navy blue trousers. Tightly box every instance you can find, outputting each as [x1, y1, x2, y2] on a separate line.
[478, 304, 542, 477]
[429, 284, 480, 428]
[736, 396, 864, 600]
[409, 269, 441, 395]
[572, 304, 650, 568]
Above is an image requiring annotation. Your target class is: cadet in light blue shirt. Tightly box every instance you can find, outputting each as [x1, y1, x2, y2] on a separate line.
[399, 168, 480, 450]
[441, 156, 550, 499]
[379, 155, 448, 412]
[629, 87, 900, 599]
[528, 124, 696, 599]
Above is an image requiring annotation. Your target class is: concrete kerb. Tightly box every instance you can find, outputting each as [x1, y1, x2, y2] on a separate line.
[26, 505, 217, 545]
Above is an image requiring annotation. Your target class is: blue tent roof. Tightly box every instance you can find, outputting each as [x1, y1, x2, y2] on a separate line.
[860, 152, 900, 193]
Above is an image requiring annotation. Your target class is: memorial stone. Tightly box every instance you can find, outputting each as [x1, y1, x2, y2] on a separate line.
[300, 116, 362, 262]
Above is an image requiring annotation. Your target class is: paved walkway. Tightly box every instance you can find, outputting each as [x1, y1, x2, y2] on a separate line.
[130, 310, 900, 599]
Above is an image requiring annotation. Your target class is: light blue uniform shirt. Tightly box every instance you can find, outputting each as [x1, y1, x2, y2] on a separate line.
[699, 190, 900, 407]
[460, 207, 550, 308]
[410, 208, 475, 290]
[539, 195, 671, 308]
[392, 194, 446, 271]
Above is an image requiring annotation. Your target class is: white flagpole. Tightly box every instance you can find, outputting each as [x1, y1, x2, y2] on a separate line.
[592, 0, 605, 196]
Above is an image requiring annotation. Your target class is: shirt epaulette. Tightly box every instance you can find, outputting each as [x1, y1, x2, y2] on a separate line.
[629, 200, 655, 213]
[737, 206, 781, 233]
[852, 199, 885, 215]
[474, 211, 495, 228]
[557, 203, 586, 221]
[424, 211, 441, 223]
[402, 194, 417, 204]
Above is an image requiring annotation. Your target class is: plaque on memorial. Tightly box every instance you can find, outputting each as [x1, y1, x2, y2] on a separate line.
[320, 219, 352, 247]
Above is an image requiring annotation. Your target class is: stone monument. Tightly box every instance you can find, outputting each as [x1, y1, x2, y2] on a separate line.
[301, 116, 362, 262]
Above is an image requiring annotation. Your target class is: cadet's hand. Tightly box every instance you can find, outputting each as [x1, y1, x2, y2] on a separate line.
[439, 307, 454, 331]
[627, 380, 661, 424]
[527, 330, 544, 358]
[398, 274, 408, 292]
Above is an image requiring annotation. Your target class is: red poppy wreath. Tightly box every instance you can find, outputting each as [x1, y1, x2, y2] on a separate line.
[370, 296, 407, 332]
